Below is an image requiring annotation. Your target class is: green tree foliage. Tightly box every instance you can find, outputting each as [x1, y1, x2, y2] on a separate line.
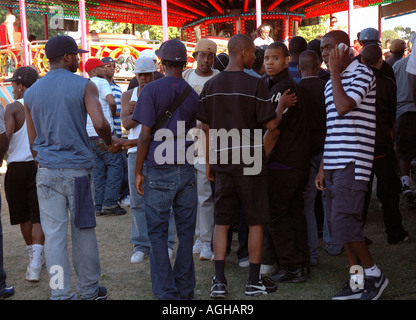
[298, 15, 329, 42]
[393, 26, 415, 40]
[381, 29, 400, 48]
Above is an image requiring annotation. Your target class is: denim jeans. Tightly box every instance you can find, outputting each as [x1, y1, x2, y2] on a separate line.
[303, 153, 322, 264]
[0, 194, 6, 290]
[90, 140, 122, 211]
[143, 164, 197, 300]
[128, 153, 175, 254]
[36, 168, 102, 300]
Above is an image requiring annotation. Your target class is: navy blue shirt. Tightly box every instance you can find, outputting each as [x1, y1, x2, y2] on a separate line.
[132, 76, 199, 167]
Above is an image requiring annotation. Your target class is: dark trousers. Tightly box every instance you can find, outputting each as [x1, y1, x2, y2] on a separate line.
[362, 146, 408, 243]
[266, 168, 310, 270]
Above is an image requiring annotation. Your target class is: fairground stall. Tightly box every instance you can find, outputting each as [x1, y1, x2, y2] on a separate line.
[0, 0, 414, 105]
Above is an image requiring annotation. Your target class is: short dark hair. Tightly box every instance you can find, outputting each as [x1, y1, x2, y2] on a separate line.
[361, 43, 382, 67]
[289, 36, 307, 57]
[252, 47, 265, 74]
[267, 41, 289, 57]
[161, 59, 187, 69]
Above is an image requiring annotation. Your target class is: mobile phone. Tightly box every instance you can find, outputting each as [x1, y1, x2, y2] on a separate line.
[338, 43, 348, 53]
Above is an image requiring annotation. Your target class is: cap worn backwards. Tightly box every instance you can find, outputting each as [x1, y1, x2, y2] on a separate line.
[155, 39, 187, 62]
[3, 66, 39, 88]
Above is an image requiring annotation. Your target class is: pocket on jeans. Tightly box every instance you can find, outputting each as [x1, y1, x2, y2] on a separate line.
[149, 180, 175, 192]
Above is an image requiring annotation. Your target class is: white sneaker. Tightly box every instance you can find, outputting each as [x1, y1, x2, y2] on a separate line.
[200, 242, 213, 261]
[120, 195, 130, 207]
[26, 265, 41, 282]
[193, 239, 203, 254]
[130, 251, 148, 263]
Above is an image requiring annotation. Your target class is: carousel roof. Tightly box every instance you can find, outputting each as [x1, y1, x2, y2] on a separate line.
[0, 0, 405, 27]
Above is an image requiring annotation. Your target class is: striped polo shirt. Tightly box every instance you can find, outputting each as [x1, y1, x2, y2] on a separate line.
[109, 80, 123, 137]
[323, 59, 376, 181]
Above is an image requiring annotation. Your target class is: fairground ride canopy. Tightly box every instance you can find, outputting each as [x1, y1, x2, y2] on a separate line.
[0, 0, 407, 28]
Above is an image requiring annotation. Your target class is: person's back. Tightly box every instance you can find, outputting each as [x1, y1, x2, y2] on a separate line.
[394, 56, 415, 118]
[24, 69, 92, 168]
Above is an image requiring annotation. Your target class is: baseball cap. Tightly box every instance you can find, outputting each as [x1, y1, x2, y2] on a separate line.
[139, 49, 157, 61]
[359, 28, 380, 42]
[45, 35, 89, 59]
[155, 39, 187, 62]
[84, 58, 108, 72]
[193, 39, 217, 57]
[390, 39, 406, 53]
[101, 57, 116, 63]
[4, 66, 39, 88]
[133, 56, 156, 73]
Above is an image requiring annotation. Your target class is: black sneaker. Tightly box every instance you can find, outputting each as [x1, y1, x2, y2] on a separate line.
[332, 281, 363, 300]
[360, 273, 388, 300]
[245, 276, 277, 297]
[94, 286, 108, 300]
[101, 205, 127, 216]
[210, 277, 227, 299]
[0, 285, 14, 300]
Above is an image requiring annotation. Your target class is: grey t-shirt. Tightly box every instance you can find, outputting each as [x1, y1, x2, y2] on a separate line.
[393, 57, 416, 118]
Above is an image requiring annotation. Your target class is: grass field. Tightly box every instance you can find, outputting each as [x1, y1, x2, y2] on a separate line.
[1, 169, 415, 301]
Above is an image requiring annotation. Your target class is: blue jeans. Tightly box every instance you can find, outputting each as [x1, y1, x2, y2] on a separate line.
[144, 164, 197, 300]
[36, 168, 102, 300]
[90, 140, 122, 211]
[0, 194, 6, 290]
[128, 153, 175, 253]
[303, 153, 321, 264]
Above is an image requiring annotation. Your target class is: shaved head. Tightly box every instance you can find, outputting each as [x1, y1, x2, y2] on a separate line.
[299, 49, 320, 70]
[322, 30, 350, 46]
[228, 34, 255, 56]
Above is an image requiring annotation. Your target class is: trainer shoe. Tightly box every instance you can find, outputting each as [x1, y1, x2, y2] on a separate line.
[101, 205, 127, 216]
[360, 273, 389, 300]
[193, 238, 203, 254]
[200, 242, 213, 261]
[245, 276, 277, 297]
[120, 195, 130, 207]
[0, 285, 14, 299]
[93, 286, 108, 300]
[26, 265, 41, 282]
[402, 186, 415, 209]
[238, 256, 250, 267]
[332, 281, 363, 300]
[260, 263, 278, 275]
[130, 250, 149, 263]
[210, 277, 227, 299]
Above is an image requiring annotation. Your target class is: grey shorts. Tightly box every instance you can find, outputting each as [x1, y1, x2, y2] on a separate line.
[324, 162, 367, 246]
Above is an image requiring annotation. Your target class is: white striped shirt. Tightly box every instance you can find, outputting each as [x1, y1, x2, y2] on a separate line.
[323, 59, 376, 181]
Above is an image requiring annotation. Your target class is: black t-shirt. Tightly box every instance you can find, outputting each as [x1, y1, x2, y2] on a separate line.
[298, 77, 326, 156]
[264, 69, 310, 169]
[198, 71, 275, 176]
[371, 67, 397, 151]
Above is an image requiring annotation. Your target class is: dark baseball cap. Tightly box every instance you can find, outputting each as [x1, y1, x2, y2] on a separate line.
[4, 66, 39, 88]
[155, 39, 187, 62]
[45, 35, 89, 59]
[359, 28, 380, 42]
[101, 57, 115, 63]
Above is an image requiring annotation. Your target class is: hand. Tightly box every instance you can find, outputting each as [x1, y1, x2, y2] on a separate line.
[128, 100, 136, 114]
[135, 172, 145, 196]
[315, 168, 325, 191]
[107, 138, 123, 153]
[328, 45, 349, 74]
[206, 164, 215, 182]
[278, 89, 297, 111]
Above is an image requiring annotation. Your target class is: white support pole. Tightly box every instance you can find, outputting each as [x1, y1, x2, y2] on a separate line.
[19, 0, 30, 66]
[161, 0, 168, 42]
[79, 0, 88, 77]
[256, 0, 262, 28]
[348, 0, 354, 47]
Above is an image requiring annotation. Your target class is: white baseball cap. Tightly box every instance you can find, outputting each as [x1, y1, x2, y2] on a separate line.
[133, 56, 156, 73]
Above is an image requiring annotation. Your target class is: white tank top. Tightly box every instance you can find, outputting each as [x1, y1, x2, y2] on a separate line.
[7, 98, 34, 164]
[127, 87, 142, 154]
